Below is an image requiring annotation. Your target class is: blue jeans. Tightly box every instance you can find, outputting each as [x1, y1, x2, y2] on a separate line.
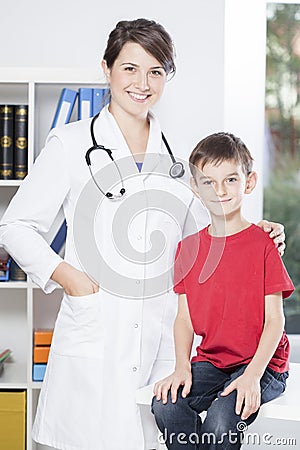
[151, 362, 288, 450]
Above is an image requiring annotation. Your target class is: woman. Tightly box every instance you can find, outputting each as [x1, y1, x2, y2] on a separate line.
[0, 19, 285, 450]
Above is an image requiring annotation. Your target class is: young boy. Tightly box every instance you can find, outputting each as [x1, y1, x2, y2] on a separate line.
[152, 132, 294, 450]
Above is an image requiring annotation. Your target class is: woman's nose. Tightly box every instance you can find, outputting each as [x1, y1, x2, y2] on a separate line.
[134, 72, 150, 91]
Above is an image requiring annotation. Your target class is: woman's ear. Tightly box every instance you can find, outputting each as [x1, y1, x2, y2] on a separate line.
[101, 60, 110, 82]
[245, 171, 258, 194]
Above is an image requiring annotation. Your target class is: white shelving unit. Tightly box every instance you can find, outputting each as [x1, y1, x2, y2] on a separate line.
[0, 67, 105, 450]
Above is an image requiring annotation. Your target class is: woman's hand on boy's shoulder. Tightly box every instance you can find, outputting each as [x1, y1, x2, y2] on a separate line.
[153, 365, 192, 404]
[257, 220, 286, 256]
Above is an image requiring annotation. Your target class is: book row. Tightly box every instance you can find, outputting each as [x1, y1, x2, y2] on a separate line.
[0, 87, 109, 181]
[0, 104, 28, 180]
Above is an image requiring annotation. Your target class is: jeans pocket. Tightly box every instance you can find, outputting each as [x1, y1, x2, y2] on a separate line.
[261, 368, 287, 404]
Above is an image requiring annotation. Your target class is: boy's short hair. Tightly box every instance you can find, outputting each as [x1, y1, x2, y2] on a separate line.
[189, 132, 254, 181]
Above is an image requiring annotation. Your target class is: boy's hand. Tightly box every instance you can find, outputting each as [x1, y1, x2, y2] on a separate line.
[257, 220, 285, 256]
[220, 373, 261, 420]
[153, 366, 192, 404]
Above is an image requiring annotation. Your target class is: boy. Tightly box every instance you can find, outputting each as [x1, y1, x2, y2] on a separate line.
[152, 132, 294, 449]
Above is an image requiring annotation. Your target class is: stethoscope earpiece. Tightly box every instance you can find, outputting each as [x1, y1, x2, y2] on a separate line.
[86, 114, 184, 199]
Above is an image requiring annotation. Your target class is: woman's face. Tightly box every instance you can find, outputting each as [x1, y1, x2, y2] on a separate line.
[102, 42, 167, 119]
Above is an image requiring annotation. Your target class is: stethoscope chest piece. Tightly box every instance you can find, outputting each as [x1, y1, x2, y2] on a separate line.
[169, 161, 185, 179]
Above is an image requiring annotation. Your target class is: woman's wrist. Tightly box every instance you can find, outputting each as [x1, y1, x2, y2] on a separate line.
[51, 261, 78, 291]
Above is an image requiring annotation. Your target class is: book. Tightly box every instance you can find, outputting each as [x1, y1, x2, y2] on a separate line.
[0, 348, 12, 377]
[14, 105, 28, 180]
[50, 220, 67, 254]
[51, 88, 77, 128]
[9, 259, 27, 281]
[0, 105, 14, 179]
[0, 250, 10, 281]
[78, 88, 93, 119]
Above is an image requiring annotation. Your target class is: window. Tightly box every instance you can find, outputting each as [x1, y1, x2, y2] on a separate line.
[265, 2, 300, 333]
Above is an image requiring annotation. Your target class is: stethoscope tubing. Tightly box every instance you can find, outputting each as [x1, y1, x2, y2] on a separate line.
[85, 112, 185, 198]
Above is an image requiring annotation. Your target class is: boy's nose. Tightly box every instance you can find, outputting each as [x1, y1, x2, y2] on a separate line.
[215, 184, 227, 197]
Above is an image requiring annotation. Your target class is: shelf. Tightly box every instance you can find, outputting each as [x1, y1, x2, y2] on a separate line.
[0, 180, 22, 187]
[0, 67, 105, 84]
[0, 361, 27, 388]
[0, 281, 28, 289]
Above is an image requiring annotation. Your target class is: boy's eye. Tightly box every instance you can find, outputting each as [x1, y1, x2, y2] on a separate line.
[202, 180, 212, 185]
[227, 177, 237, 183]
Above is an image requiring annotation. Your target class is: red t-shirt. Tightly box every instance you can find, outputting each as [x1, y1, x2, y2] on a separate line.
[174, 224, 294, 373]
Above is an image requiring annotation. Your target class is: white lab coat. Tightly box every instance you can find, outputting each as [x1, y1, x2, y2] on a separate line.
[0, 106, 209, 450]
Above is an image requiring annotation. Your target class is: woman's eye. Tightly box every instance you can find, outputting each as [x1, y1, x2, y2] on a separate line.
[203, 180, 212, 185]
[124, 66, 135, 72]
[150, 70, 163, 77]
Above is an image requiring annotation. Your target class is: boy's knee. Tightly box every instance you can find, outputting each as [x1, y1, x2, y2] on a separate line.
[151, 394, 173, 419]
[201, 412, 242, 445]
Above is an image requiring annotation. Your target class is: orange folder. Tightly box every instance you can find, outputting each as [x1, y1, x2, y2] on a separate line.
[33, 346, 50, 363]
[34, 329, 53, 346]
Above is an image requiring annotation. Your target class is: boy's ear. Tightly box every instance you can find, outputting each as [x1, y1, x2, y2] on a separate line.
[245, 171, 258, 194]
[101, 60, 111, 81]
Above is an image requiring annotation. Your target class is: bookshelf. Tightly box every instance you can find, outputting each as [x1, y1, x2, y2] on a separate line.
[0, 67, 106, 450]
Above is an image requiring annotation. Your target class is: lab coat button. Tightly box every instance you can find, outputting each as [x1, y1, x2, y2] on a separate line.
[134, 323, 139, 328]
[133, 366, 138, 372]
[136, 280, 141, 284]
[137, 235, 142, 240]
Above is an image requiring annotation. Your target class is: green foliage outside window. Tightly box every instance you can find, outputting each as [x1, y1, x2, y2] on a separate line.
[265, 4, 300, 332]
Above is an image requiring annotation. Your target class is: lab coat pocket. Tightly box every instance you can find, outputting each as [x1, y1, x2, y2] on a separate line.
[51, 291, 104, 359]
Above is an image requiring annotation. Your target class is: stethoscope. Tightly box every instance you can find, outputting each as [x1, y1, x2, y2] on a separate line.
[85, 112, 185, 199]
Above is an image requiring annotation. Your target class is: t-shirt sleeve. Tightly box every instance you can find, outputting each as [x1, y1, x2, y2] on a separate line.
[173, 241, 186, 294]
[265, 243, 294, 299]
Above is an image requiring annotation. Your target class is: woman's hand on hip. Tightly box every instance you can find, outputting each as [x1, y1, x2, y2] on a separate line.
[51, 261, 99, 296]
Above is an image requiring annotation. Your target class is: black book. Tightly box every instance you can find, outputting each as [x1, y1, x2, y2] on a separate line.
[9, 259, 27, 281]
[14, 105, 28, 180]
[0, 105, 14, 179]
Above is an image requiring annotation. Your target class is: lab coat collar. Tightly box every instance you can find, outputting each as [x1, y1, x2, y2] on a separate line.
[93, 105, 163, 178]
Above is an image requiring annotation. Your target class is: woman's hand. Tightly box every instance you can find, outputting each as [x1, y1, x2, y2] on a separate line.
[257, 220, 285, 256]
[221, 372, 261, 420]
[51, 261, 99, 296]
[153, 363, 192, 404]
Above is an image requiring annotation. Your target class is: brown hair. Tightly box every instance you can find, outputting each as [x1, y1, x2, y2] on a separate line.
[189, 132, 254, 181]
[103, 18, 176, 76]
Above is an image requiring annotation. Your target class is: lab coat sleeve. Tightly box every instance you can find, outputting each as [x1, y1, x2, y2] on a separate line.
[0, 133, 70, 293]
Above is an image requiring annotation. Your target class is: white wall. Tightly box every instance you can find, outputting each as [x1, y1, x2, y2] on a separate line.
[1, 0, 265, 219]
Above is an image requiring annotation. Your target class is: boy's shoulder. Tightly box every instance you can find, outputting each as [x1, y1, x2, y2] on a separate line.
[247, 224, 277, 250]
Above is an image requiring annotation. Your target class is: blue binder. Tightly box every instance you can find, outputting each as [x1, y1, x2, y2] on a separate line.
[78, 88, 93, 120]
[51, 88, 77, 128]
[92, 88, 110, 116]
[50, 88, 77, 253]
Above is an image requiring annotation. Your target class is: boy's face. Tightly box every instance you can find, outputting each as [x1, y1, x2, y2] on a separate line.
[192, 159, 257, 218]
